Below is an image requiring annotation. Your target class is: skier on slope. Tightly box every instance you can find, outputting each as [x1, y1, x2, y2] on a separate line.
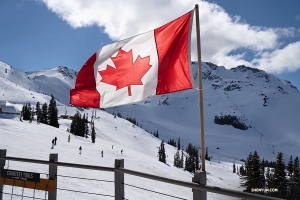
[79, 146, 82, 155]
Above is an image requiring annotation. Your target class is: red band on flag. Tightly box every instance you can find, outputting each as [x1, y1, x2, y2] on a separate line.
[70, 53, 100, 108]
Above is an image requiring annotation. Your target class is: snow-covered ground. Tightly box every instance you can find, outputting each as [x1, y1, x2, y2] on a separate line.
[0, 107, 241, 200]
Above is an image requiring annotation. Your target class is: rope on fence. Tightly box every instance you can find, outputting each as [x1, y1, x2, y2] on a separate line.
[1, 192, 45, 200]
[57, 174, 114, 183]
[57, 187, 114, 198]
[124, 183, 188, 200]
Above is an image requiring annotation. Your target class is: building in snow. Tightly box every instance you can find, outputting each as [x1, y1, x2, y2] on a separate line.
[0, 101, 21, 116]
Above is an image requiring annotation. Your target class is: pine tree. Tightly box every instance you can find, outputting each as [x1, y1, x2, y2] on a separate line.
[180, 150, 184, 168]
[184, 143, 199, 172]
[195, 150, 200, 171]
[70, 111, 83, 136]
[287, 155, 293, 177]
[173, 150, 181, 167]
[22, 103, 32, 120]
[271, 152, 287, 198]
[158, 140, 166, 163]
[35, 101, 42, 122]
[40, 103, 48, 124]
[205, 147, 210, 161]
[177, 137, 181, 150]
[48, 95, 59, 128]
[265, 167, 272, 195]
[91, 121, 96, 143]
[233, 162, 236, 173]
[290, 156, 300, 199]
[240, 151, 264, 194]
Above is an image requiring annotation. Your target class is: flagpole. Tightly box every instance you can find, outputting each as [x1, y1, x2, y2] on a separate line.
[195, 4, 205, 172]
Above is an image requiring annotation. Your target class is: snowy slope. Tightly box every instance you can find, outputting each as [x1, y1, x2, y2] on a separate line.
[26, 66, 76, 105]
[0, 62, 76, 105]
[105, 62, 300, 163]
[0, 108, 241, 200]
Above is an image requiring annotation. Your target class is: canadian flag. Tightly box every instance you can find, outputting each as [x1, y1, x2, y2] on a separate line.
[70, 10, 194, 108]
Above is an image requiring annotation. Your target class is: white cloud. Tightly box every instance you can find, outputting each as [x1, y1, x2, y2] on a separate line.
[39, 0, 300, 73]
[252, 42, 300, 74]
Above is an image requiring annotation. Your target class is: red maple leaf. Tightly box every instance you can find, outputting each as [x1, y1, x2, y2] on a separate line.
[99, 49, 152, 96]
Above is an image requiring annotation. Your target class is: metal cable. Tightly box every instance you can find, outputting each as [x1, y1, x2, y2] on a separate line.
[57, 174, 114, 182]
[124, 183, 188, 200]
[1, 192, 45, 200]
[57, 187, 114, 198]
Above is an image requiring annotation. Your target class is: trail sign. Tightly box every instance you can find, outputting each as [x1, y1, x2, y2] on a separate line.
[1, 169, 40, 182]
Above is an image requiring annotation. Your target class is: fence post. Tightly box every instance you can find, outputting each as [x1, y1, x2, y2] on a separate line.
[0, 149, 7, 200]
[192, 170, 207, 200]
[48, 154, 58, 200]
[115, 159, 124, 200]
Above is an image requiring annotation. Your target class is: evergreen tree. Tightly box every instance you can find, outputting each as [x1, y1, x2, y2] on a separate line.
[173, 150, 181, 167]
[177, 137, 181, 150]
[239, 165, 246, 176]
[48, 95, 59, 128]
[265, 167, 273, 195]
[158, 140, 166, 163]
[289, 156, 300, 199]
[195, 151, 200, 171]
[40, 103, 48, 124]
[270, 152, 287, 198]
[35, 101, 42, 122]
[233, 162, 236, 173]
[167, 139, 176, 147]
[287, 155, 294, 177]
[180, 150, 184, 168]
[184, 143, 199, 172]
[240, 151, 264, 194]
[70, 111, 83, 136]
[205, 147, 210, 161]
[91, 120, 96, 143]
[22, 103, 32, 120]
[82, 113, 89, 138]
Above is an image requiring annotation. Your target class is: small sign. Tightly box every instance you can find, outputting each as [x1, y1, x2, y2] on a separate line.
[1, 169, 40, 183]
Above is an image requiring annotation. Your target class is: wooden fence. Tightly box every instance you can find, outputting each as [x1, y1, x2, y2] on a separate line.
[0, 149, 283, 200]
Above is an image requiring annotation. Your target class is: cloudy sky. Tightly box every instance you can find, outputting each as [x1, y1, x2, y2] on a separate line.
[1, 0, 300, 88]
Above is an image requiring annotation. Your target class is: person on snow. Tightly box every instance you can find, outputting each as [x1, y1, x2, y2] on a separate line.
[79, 146, 82, 155]
[101, 150, 103, 157]
[54, 137, 57, 145]
[51, 139, 55, 149]
[68, 134, 70, 142]
[121, 149, 123, 154]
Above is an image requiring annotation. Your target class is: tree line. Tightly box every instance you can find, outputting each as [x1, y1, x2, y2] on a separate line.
[22, 94, 59, 128]
[69, 111, 96, 143]
[240, 151, 300, 199]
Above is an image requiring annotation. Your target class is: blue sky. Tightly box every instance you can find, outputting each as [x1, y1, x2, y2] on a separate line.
[1, 0, 300, 89]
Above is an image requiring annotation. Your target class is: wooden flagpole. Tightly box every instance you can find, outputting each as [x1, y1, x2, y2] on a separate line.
[195, 4, 206, 172]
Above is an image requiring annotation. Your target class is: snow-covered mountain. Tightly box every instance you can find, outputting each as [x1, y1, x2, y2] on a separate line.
[0, 61, 76, 105]
[106, 62, 300, 162]
[1, 60, 300, 164]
